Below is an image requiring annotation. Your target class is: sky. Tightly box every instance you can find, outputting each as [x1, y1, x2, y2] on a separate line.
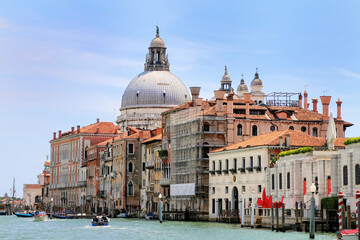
[1, 0, 360, 197]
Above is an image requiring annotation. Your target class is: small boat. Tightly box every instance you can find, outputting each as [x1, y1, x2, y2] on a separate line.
[14, 212, 33, 218]
[145, 212, 158, 220]
[337, 229, 359, 240]
[91, 216, 110, 226]
[117, 212, 129, 218]
[34, 211, 48, 221]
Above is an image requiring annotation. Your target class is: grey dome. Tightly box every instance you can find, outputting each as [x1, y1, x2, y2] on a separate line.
[121, 71, 190, 108]
[251, 72, 263, 86]
[237, 79, 248, 92]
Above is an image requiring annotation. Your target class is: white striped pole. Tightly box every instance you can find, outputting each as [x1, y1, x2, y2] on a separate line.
[338, 192, 344, 230]
[356, 191, 360, 229]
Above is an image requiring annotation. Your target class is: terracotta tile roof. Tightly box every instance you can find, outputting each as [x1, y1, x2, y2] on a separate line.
[142, 133, 162, 144]
[212, 130, 346, 153]
[91, 138, 113, 148]
[80, 122, 120, 134]
[127, 126, 141, 133]
[292, 109, 323, 121]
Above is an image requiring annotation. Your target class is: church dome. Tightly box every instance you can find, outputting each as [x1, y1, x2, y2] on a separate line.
[121, 71, 190, 108]
[150, 37, 165, 48]
[237, 78, 248, 92]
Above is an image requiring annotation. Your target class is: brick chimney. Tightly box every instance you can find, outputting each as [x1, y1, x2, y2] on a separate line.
[312, 99, 318, 113]
[190, 87, 200, 102]
[304, 90, 308, 109]
[53, 132, 56, 140]
[71, 127, 75, 134]
[336, 98, 342, 120]
[97, 118, 100, 123]
[214, 90, 225, 114]
[299, 94, 303, 109]
[243, 93, 252, 117]
[96, 127, 100, 134]
[58, 130, 62, 138]
[227, 91, 234, 116]
[320, 96, 331, 121]
[77, 125, 81, 133]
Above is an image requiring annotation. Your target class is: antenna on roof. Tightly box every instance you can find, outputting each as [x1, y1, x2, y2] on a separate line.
[323, 90, 329, 96]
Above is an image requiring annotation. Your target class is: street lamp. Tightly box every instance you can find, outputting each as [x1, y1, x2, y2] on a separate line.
[50, 198, 53, 219]
[159, 193, 163, 223]
[309, 182, 316, 239]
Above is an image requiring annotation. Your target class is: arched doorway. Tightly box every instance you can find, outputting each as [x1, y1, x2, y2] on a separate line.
[232, 187, 239, 210]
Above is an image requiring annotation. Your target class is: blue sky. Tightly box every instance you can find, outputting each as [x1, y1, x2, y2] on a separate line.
[1, 0, 359, 197]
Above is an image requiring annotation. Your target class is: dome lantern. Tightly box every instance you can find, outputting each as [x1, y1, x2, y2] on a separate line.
[145, 26, 169, 71]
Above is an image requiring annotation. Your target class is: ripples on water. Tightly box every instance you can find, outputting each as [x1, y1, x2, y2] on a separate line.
[0, 216, 336, 240]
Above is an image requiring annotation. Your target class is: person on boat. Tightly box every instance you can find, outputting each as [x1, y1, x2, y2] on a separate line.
[93, 215, 98, 222]
[101, 214, 108, 222]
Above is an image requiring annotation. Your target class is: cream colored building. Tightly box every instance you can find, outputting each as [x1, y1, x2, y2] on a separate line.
[208, 129, 346, 221]
[23, 184, 41, 208]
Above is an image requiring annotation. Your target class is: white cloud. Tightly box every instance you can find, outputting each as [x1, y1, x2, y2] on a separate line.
[337, 68, 360, 79]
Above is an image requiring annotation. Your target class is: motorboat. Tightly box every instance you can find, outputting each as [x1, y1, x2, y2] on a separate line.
[145, 212, 158, 220]
[337, 229, 359, 240]
[34, 211, 48, 221]
[117, 212, 129, 218]
[91, 216, 110, 226]
[14, 212, 33, 218]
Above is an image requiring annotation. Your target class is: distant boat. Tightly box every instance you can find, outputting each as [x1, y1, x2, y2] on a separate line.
[337, 229, 359, 240]
[117, 212, 129, 218]
[145, 212, 158, 220]
[34, 211, 48, 221]
[14, 212, 33, 218]
[91, 216, 110, 226]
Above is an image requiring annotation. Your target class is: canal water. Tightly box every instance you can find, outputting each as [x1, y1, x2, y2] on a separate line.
[0, 216, 336, 240]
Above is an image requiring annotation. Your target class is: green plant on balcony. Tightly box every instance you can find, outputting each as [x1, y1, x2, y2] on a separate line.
[238, 167, 245, 173]
[254, 166, 262, 171]
[215, 169, 222, 174]
[209, 170, 215, 175]
[222, 169, 229, 174]
[229, 168, 237, 174]
[158, 149, 168, 158]
[344, 137, 360, 145]
[278, 147, 313, 158]
[246, 167, 253, 172]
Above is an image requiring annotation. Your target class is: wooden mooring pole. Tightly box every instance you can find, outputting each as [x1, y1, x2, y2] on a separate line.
[271, 205, 274, 231]
[276, 204, 279, 232]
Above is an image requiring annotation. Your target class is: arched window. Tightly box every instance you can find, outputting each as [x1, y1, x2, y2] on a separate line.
[356, 164, 360, 185]
[203, 122, 210, 132]
[237, 124, 242, 136]
[279, 173, 282, 190]
[343, 166, 348, 186]
[312, 127, 318, 137]
[287, 172, 290, 189]
[128, 181, 133, 196]
[128, 162, 133, 173]
[252, 125, 258, 136]
[272, 174, 275, 190]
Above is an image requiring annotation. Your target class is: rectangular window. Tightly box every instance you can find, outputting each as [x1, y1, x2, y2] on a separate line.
[212, 199, 215, 214]
[225, 159, 229, 171]
[272, 174, 275, 190]
[212, 187, 215, 194]
[242, 186, 245, 193]
[212, 161, 215, 171]
[128, 143, 134, 154]
[242, 157, 246, 169]
[219, 160, 222, 171]
[250, 156, 253, 168]
[233, 158, 237, 170]
[142, 162, 145, 171]
[258, 185, 262, 193]
[258, 155, 261, 167]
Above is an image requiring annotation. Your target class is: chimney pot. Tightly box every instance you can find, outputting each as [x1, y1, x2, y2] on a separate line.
[320, 96, 331, 121]
[190, 87, 201, 102]
[312, 99, 318, 113]
[299, 94, 303, 109]
[336, 98, 342, 120]
[53, 132, 56, 139]
[58, 130, 62, 138]
[71, 127, 75, 134]
[77, 125, 80, 133]
[304, 90, 308, 109]
[97, 118, 100, 123]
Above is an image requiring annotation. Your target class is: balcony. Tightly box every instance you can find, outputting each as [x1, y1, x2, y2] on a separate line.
[222, 169, 229, 174]
[238, 168, 245, 173]
[146, 185, 154, 192]
[145, 160, 155, 169]
[246, 167, 253, 172]
[215, 170, 222, 174]
[158, 150, 168, 158]
[229, 168, 237, 174]
[160, 178, 171, 186]
[209, 170, 215, 175]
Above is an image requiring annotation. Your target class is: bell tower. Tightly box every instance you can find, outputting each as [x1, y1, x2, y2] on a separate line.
[144, 26, 170, 71]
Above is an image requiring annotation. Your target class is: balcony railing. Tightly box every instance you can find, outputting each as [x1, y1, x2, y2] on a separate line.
[160, 178, 171, 186]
